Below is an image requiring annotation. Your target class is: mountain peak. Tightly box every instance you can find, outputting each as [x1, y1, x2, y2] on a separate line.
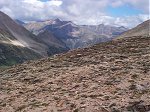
[54, 18, 62, 22]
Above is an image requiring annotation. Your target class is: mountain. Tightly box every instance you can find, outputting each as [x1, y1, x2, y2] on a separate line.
[118, 20, 150, 38]
[37, 30, 67, 48]
[24, 19, 127, 49]
[0, 11, 68, 67]
[0, 34, 149, 111]
[15, 19, 25, 25]
[81, 24, 128, 37]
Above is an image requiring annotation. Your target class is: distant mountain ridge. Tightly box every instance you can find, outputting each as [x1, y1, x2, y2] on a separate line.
[24, 19, 128, 49]
[0, 11, 69, 66]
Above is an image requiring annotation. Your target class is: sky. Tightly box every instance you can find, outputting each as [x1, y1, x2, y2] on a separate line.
[0, 0, 149, 28]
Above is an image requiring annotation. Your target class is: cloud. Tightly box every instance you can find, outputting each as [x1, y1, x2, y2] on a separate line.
[23, 0, 62, 6]
[76, 14, 149, 28]
[0, 0, 64, 20]
[110, 0, 149, 13]
[0, 0, 149, 28]
[112, 14, 149, 28]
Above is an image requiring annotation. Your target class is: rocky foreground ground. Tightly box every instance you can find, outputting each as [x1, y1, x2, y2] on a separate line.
[0, 36, 150, 112]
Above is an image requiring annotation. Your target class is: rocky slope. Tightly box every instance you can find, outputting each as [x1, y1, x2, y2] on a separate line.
[37, 30, 68, 50]
[0, 11, 48, 56]
[24, 19, 127, 49]
[118, 20, 149, 38]
[0, 35, 150, 112]
[0, 11, 69, 67]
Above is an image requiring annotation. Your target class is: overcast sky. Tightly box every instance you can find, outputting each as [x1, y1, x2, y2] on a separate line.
[0, 0, 149, 28]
